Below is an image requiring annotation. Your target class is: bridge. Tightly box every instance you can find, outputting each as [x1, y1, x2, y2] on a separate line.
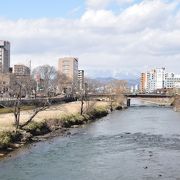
[88, 93, 173, 98]
[124, 93, 174, 107]
[124, 93, 173, 98]
[0, 93, 176, 108]
[87, 93, 175, 107]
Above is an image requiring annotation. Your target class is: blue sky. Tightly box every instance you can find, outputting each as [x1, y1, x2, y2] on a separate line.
[0, 0, 85, 19]
[0, 0, 180, 78]
[0, 0, 146, 19]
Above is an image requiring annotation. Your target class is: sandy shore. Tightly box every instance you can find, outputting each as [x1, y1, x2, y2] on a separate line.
[0, 101, 109, 131]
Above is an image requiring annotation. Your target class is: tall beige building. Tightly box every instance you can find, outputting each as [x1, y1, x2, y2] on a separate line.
[58, 57, 78, 94]
[0, 40, 10, 73]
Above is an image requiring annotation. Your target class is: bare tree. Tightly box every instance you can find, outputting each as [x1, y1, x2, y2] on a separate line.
[78, 87, 88, 115]
[19, 101, 50, 129]
[10, 66, 57, 130]
[80, 91, 85, 115]
[11, 76, 37, 98]
[11, 80, 50, 130]
[106, 80, 128, 110]
[56, 72, 71, 95]
[32, 65, 57, 96]
[84, 78, 104, 94]
[13, 81, 22, 129]
[79, 79, 97, 115]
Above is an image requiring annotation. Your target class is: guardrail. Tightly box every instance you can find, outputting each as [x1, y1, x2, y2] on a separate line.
[0, 96, 76, 108]
[124, 94, 174, 98]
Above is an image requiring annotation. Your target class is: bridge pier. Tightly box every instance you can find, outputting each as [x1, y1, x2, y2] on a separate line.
[127, 99, 131, 107]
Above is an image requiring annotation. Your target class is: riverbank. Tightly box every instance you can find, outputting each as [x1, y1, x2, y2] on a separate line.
[0, 101, 122, 158]
[0, 101, 108, 131]
[141, 97, 174, 106]
[1, 105, 180, 180]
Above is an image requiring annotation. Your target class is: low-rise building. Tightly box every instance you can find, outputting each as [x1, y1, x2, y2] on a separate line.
[13, 64, 30, 76]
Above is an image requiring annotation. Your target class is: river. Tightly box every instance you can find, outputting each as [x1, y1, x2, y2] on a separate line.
[0, 100, 180, 180]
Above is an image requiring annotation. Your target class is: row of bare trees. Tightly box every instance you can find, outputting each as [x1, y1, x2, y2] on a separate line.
[3, 63, 129, 130]
[9, 65, 67, 130]
[79, 78, 129, 115]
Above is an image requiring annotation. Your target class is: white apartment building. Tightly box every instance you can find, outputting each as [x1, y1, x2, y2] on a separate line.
[165, 73, 180, 89]
[165, 73, 174, 88]
[140, 68, 180, 93]
[0, 40, 10, 73]
[78, 70, 85, 91]
[156, 68, 165, 89]
[147, 70, 156, 93]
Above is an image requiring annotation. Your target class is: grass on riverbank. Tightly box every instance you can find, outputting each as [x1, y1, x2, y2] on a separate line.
[0, 106, 35, 114]
[0, 106, 111, 151]
[26, 106, 109, 135]
[0, 99, 125, 157]
[0, 131, 22, 149]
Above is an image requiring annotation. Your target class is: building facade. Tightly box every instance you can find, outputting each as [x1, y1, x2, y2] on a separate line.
[140, 73, 147, 93]
[13, 64, 31, 76]
[78, 70, 85, 91]
[0, 40, 10, 74]
[165, 73, 180, 89]
[156, 68, 165, 89]
[58, 57, 78, 94]
[140, 68, 180, 93]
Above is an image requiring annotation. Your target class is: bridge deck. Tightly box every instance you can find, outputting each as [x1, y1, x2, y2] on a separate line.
[125, 94, 173, 98]
[88, 93, 173, 98]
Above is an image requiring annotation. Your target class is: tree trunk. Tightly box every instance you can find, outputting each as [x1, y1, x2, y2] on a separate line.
[80, 97, 84, 115]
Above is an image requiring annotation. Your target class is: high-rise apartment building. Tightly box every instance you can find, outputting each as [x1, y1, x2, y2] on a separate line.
[13, 64, 31, 76]
[140, 68, 180, 93]
[0, 40, 10, 73]
[147, 69, 157, 92]
[140, 68, 165, 93]
[140, 73, 147, 93]
[156, 68, 165, 89]
[78, 70, 85, 91]
[58, 57, 78, 94]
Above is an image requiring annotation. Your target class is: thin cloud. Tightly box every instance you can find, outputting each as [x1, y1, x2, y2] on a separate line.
[0, 0, 179, 77]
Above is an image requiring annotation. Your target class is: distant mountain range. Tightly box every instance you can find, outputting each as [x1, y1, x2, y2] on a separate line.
[95, 77, 139, 86]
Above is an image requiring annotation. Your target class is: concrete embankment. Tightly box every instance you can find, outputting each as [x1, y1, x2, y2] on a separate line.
[173, 95, 180, 112]
[141, 97, 174, 106]
[0, 101, 123, 158]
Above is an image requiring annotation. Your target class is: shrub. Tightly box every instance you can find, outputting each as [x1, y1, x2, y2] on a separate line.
[115, 105, 123, 110]
[61, 114, 86, 128]
[45, 118, 62, 128]
[25, 121, 51, 136]
[0, 131, 12, 149]
[87, 106, 109, 119]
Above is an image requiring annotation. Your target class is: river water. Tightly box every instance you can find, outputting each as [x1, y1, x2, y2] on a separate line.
[0, 100, 180, 180]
